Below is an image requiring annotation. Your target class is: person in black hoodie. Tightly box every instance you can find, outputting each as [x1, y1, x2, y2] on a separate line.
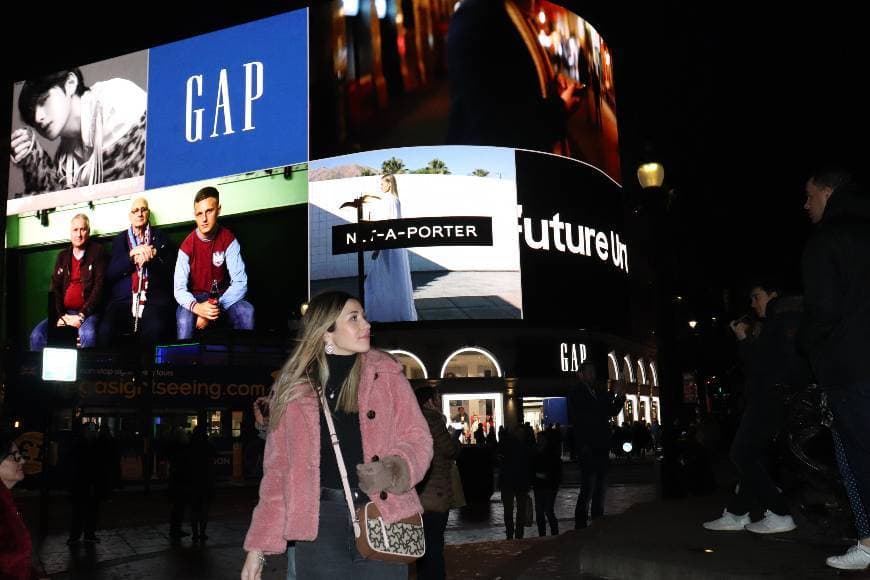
[702, 281, 806, 534]
[799, 169, 870, 570]
[568, 362, 624, 529]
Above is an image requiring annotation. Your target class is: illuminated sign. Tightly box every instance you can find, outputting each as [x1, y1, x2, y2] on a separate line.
[518, 206, 629, 274]
[559, 342, 588, 372]
[145, 10, 308, 189]
[332, 216, 493, 254]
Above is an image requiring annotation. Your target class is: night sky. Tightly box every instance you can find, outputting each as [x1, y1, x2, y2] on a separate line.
[3, 1, 866, 321]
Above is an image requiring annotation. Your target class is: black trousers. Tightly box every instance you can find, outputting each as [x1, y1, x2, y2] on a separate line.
[69, 486, 100, 539]
[829, 382, 870, 536]
[576, 447, 609, 525]
[416, 510, 449, 580]
[98, 299, 172, 347]
[534, 487, 558, 535]
[726, 400, 788, 516]
[501, 489, 528, 539]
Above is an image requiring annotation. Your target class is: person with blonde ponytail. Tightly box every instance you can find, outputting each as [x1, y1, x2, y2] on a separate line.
[241, 291, 433, 580]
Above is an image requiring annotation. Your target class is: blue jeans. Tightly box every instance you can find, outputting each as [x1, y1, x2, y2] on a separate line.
[30, 310, 100, 351]
[295, 496, 407, 579]
[175, 296, 254, 340]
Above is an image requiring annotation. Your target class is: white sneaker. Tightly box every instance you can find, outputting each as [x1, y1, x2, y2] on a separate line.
[826, 543, 870, 570]
[702, 509, 750, 531]
[744, 510, 796, 534]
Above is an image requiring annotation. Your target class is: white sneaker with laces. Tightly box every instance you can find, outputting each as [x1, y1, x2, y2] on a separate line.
[826, 543, 870, 570]
[702, 509, 750, 531]
[744, 510, 796, 534]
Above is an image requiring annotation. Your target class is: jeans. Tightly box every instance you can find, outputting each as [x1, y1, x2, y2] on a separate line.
[576, 447, 609, 526]
[176, 296, 254, 340]
[727, 399, 789, 516]
[30, 310, 100, 351]
[416, 511, 448, 580]
[829, 382, 870, 540]
[295, 496, 407, 579]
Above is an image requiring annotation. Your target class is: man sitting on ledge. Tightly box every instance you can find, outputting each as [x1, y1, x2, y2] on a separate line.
[173, 186, 254, 339]
[30, 214, 105, 350]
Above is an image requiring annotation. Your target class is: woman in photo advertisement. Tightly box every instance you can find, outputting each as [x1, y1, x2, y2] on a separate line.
[240, 291, 433, 580]
[364, 174, 418, 322]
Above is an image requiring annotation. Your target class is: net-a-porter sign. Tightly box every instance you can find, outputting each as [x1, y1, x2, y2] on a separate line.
[332, 216, 493, 254]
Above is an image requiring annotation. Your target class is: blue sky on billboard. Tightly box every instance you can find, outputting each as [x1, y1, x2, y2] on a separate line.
[310, 146, 516, 181]
[145, 9, 307, 190]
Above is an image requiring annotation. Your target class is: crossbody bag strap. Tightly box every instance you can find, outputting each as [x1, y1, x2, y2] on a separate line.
[309, 373, 362, 537]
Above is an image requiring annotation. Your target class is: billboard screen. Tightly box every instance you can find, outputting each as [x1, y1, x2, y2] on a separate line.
[309, 146, 522, 322]
[3, 3, 629, 355]
[309, 0, 620, 182]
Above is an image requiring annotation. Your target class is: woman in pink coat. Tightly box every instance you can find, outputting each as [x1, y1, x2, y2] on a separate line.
[241, 291, 433, 580]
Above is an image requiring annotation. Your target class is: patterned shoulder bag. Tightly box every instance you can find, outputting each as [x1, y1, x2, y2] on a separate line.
[315, 379, 425, 563]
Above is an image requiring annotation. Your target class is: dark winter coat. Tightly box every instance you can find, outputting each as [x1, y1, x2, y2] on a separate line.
[800, 182, 870, 389]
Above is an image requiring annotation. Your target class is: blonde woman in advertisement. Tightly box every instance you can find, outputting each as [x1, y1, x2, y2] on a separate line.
[241, 290, 432, 580]
[364, 174, 418, 322]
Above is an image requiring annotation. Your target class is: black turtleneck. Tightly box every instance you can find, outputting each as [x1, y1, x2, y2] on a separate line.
[319, 353, 363, 490]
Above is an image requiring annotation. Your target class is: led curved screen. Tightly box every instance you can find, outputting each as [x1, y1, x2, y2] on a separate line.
[6, 2, 617, 214]
[309, 144, 630, 330]
[309, 0, 619, 183]
[4, 3, 627, 354]
[6, 10, 308, 216]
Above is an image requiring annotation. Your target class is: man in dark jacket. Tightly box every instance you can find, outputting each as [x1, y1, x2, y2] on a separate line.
[98, 197, 175, 346]
[800, 169, 870, 570]
[568, 361, 624, 529]
[415, 387, 461, 580]
[30, 213, 105, 350]
[703, 282, 805, 534]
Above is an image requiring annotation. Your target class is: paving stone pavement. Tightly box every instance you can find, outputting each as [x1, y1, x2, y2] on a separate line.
[18, 456, 657, 578]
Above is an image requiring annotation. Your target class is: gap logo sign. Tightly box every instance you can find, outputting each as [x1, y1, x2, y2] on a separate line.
[145, 10, 307, 189]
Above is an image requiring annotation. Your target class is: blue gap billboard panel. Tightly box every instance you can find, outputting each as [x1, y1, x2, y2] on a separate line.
[145, 10, 307, 189]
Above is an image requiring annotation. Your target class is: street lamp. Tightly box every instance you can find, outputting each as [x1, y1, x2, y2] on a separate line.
[637, 159, 686, 498]
[637, 162, 665, 189]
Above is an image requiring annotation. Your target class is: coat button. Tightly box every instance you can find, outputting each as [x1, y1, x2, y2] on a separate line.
[380, 491, 388, 501]
[371, 455, 380, 462]
[367, 410, 376, 419]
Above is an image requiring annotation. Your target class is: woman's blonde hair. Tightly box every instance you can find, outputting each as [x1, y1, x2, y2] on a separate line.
[381, 173, 399, 197]
[269, 291, 362, 428]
